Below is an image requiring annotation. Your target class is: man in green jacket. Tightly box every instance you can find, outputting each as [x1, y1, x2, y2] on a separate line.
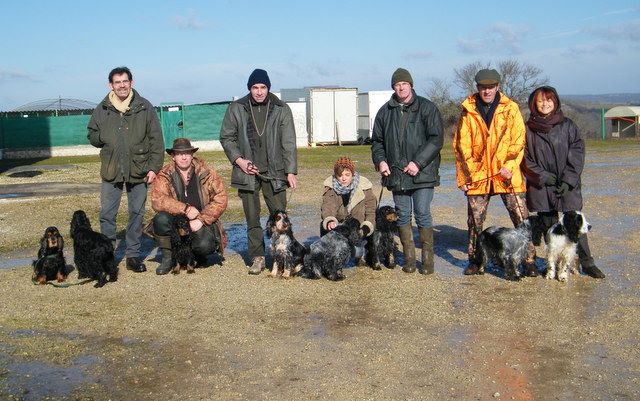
[371, 68, 444, 275]
[87, 66, 164, 273]
[220, 68, 298, 275]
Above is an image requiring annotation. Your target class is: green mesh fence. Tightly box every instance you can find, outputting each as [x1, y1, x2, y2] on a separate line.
[0, 102, 229, 150]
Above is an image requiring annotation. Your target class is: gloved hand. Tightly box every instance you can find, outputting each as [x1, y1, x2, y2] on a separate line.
[554, 181, 571, 196]
[544, 174, 557, 186]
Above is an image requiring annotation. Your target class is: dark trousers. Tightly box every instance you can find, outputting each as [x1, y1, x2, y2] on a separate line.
[238, 176, 287, 259]
[152, 212, 218, 258]
[537, 211, 596, 267]
[100, 181, 147, 258]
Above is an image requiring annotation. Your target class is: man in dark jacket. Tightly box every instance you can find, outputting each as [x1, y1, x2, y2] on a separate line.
[87, 66, 164, 273]
[220, 68, 298, 274]
[371, 68, 444, 275]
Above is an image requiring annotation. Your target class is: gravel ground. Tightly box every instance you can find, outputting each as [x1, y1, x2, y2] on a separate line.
[0, 143, 638, 400]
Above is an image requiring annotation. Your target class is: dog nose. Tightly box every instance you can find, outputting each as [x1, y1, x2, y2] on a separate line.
[587, 224, 592, 231]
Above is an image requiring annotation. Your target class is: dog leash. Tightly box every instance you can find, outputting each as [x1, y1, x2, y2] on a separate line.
[465, 172, 527, 233]
[31, 277, 94, 288]
[253, 169, 296, 206]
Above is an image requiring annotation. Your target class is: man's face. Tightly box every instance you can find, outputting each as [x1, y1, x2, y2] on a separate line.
[109, 73, 133, 101]
[250, 84, 268, 103]
[477, 84, 499, 104]
[172, 151, 194, 171]
[393, 81, 413, 103]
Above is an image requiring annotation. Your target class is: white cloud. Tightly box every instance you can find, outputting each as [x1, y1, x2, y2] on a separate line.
[584, 20, 640, 42]
[172, 9, 207, 30]
[456, 22, 527, 55]
[0, 69, 39, 82]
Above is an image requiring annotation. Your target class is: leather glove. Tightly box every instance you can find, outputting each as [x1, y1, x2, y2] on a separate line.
[554, 181, 571, 196]
[544, 174, 557, 186]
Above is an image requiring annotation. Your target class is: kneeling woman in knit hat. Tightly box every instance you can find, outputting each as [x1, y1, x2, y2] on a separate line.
[320, 157, 376, 248]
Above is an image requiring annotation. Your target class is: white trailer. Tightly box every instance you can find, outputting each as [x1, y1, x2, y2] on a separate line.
[280, 87, 359, 145]
[357, 90, 393, 143]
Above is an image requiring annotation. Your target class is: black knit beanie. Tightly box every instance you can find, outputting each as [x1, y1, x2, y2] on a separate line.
[247, 69, 271, 90]
[391, 68, 413, 88]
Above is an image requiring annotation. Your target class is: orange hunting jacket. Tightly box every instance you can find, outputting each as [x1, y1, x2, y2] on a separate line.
[453, 93, 526, 195]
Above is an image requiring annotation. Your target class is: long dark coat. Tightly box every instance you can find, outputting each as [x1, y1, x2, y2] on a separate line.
[523, 117, 585, 212]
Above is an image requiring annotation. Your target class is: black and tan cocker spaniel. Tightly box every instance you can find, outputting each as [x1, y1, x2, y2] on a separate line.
[32, 226, 67, 284]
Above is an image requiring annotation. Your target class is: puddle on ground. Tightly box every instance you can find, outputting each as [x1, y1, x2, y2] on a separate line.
[7, 171, 43, 178]
[0, 193, 33, 199]
[4, 355, 100, 401]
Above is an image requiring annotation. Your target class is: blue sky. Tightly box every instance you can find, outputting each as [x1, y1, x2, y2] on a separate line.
[1, 0, 639, 110]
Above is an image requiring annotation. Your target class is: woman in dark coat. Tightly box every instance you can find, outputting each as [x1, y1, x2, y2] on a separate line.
[523, 86, 604, 278]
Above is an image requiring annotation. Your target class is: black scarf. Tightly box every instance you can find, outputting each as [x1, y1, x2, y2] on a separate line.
[475, 92, 500, 129]
[527, 109, 565, 133]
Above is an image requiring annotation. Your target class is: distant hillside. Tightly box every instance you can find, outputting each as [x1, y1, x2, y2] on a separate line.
[563, 93, 640, 106]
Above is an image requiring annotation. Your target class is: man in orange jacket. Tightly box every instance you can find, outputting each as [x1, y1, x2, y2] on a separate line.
[453, 69, 537, 277]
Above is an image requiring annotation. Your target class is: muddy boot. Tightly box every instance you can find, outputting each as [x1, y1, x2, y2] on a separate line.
[248, 256, 265, 275]
[155, 235, 173, 275]
[398, 224, 416, 273]
[418, 227, 434, 275]
[578, 235, 604, 278]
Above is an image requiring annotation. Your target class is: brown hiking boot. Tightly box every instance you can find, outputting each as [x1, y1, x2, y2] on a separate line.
[248, 256, 265, 275]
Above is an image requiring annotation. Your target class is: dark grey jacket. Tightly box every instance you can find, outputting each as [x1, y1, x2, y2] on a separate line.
[219, 93, 297, 192]
[87, 89, 164, 183]
[371, 90, 444, 191]
[523, 117, 584, 212]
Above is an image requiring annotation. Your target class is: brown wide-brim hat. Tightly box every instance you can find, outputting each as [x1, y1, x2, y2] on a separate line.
[166, 138, 199, 155]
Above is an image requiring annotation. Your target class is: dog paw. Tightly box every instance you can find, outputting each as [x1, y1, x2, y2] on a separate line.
[372, 263, 382, 271]
[282, 270, 291, 279]
[558, 274, 568, 282]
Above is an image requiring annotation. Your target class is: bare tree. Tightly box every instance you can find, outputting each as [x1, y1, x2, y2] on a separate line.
[453, 61, 490, 96]
[426, 78, 460, 132]
[497, 59, 549, 105]
[452, 59, 548, 106]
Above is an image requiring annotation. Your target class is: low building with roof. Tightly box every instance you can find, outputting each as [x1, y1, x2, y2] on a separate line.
[604, 106, 640, 138]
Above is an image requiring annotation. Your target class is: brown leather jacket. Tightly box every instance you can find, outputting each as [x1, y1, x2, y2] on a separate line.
[151, 157, 228, 227]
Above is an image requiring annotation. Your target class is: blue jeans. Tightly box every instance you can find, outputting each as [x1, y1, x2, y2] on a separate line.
[100, 181, 147, 258]
[392, 187, 434, 228]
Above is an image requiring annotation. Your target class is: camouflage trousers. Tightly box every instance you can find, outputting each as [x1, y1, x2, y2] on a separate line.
[466, 192, 536, 263]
